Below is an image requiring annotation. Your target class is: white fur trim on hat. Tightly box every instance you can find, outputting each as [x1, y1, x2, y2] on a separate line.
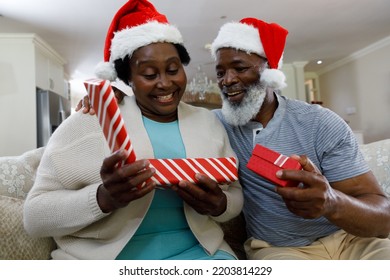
[95, 21, 183, 81]
[110, 21, 183, 62]
[260, 69, 287, 90]
[210, 22, 264, 60]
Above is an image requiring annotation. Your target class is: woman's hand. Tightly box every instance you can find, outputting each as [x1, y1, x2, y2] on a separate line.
[173, 174, 227, 217]
[97, 149, 156, 213]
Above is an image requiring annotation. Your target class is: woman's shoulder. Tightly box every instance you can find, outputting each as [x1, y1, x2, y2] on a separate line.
[179, 102, 225, 130]
[46, 111, 103, 148]
[179, 102, 219, 119]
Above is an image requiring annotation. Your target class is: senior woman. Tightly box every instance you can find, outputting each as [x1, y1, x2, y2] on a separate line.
[23, 0, 243, 260]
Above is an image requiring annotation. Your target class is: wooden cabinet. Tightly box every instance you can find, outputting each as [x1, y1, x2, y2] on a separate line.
[0, 33, 67, 156]
[33, 38, 67, 97]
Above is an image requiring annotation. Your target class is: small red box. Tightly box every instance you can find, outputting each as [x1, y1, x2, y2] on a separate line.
[247, 145, 302, 187]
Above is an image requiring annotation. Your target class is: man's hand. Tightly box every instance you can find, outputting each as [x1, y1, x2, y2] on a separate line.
[274, 155, 337, 219]
[75, 95, 95, 115]
[173, 173, 227, 217]
[75, 87, 125, 115]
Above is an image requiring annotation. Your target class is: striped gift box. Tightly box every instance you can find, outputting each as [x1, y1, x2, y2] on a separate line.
[84, 79, 238, 186]
[149, 157, 238, 186]
[247, 144, 302, 187]
[84, 78, 135, 167]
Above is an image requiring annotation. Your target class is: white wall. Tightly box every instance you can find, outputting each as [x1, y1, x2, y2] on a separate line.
[0, 38, 37, 156]
[281, 62, 308, 101]
[318, 36, 390, 144]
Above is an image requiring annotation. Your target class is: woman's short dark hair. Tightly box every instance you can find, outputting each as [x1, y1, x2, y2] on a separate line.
[114, 43, 191, 85]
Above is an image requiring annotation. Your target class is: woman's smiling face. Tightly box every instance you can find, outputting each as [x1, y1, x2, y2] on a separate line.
[129, 42, 187, 123]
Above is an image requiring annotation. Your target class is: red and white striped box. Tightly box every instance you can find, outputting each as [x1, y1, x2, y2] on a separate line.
[149, 157, 238, 186]
[84, 79, 238, 186]
[84, 78, 136, 167]
[247, 144, 302, 187]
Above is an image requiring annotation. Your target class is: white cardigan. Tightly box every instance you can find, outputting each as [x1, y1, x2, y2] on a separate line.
[23, 96, 243, 259]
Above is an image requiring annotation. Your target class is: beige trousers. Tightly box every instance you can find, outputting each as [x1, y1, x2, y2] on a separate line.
[244, 230, 390, 260]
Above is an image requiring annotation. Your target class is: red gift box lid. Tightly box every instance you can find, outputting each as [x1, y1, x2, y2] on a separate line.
[247, 145, 302, 187]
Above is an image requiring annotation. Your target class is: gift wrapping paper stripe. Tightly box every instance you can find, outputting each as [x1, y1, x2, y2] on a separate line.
[85, 79, 136, 165]
[256, 145, 288, 168]
[149, 157, 238, 185]
[149, 159, 195, 185]
[166, 159, 196, 181]
[274, 154, 289, 167]
[207, 157, 238, 181]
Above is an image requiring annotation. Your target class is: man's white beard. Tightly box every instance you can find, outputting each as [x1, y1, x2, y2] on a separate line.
[221, 83, 266, 126]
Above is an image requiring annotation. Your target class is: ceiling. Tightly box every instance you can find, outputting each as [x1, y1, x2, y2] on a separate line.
[1, 0, 390, 83]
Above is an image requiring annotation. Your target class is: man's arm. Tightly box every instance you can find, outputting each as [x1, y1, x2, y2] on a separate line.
[276, 155, 390, 238]
[326, 171, 390, 238]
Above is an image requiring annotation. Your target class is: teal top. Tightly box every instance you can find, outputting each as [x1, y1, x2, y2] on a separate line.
[116, 117, 234, 260]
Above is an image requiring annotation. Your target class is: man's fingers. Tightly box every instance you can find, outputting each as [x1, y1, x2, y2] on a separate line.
[75, 99, 84, 112]
[83, 95, 90, 106]
[290, 154, 321, 174]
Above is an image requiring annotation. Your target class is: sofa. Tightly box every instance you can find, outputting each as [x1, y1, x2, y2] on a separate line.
[1, 139, 389, 260]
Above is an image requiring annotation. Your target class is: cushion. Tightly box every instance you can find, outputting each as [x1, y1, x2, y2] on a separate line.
[0, 147, 44, 199]
[360, 139, 390, 197]
[0, 195, 55, 259]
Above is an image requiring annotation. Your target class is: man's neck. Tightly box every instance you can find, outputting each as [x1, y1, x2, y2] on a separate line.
[253, 89, 278, 127]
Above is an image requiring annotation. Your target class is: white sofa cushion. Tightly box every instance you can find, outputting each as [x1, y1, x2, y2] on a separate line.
[0, 195, 56, 259]
[360, 139, 390, 197]
[0, 147, 55, 260]
[0, 147, 44, 199]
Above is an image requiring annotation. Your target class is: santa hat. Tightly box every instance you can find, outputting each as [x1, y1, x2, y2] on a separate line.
[210, 17, 289, 89]
[95, 0, 184, 81]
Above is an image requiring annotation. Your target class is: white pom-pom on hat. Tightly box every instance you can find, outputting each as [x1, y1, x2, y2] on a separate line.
[260, 69, 287, 90]
[94, 61, 117, 81]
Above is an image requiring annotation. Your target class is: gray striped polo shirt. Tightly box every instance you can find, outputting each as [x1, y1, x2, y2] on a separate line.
[213, 94, 369, 247]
